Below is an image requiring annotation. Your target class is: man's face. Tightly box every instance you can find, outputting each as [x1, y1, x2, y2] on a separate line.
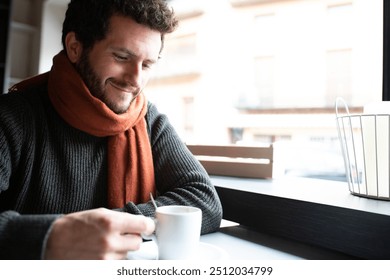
[75, 15, 161, 114]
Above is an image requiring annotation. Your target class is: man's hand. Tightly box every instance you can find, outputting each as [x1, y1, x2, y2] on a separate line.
[44, 208, 155, 260]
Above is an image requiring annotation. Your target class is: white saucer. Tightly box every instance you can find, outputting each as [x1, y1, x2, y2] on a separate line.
[127, 241, 228, 260]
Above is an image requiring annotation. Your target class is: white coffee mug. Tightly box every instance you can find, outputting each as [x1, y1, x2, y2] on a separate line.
[153, 205, 202, 260]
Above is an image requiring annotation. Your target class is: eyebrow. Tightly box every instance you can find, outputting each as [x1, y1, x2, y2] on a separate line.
[110, 47, 159, 64]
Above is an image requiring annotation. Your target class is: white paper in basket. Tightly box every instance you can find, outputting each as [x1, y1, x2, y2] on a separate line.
[336, 98, 390, 200]
[363, 102, 390, 198]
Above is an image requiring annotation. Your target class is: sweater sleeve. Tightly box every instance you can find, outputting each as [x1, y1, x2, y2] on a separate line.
[123, 102, 223, 234]
[0, 211, 60, 259]
[0, 92, 59, 259]
[0, 94, 60, 259]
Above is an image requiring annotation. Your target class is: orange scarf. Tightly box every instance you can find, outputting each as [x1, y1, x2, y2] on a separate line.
[10, 51, 155, 208]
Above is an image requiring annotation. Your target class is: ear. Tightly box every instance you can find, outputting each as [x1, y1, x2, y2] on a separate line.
[65, 32, 83, 63]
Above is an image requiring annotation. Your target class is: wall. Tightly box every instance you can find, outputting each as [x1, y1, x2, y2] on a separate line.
[39, 0, 68, 73]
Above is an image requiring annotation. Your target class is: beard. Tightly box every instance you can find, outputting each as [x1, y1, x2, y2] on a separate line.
[74, 50, 138, 114]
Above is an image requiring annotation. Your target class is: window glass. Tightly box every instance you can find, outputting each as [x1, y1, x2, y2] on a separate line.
[146, 0, 383, 181]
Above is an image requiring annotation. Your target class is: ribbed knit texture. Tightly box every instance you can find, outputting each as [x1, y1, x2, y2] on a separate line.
[0, 85, 222, 259]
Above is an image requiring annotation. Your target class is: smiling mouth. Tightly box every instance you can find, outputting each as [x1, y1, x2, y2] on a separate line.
[107, 80, 133, 93]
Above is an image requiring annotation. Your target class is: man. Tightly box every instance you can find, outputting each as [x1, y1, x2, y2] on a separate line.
[0, 0, 222, 260]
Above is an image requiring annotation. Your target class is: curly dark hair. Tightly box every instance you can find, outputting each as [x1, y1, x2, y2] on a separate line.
[62, 0, 178, 52]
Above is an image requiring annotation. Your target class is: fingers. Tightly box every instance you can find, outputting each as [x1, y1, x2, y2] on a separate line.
[44, 208, 155, 260]
[84, 208, 155, 235]
[95, 212, 154, 258]
[117, 212, 155, 236]
[141, 217, 155, 236]
[97, 210, 156, 256]
[104, 232, 143, 254]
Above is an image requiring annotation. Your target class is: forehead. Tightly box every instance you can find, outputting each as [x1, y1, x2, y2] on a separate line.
[104, 15, 162, 57]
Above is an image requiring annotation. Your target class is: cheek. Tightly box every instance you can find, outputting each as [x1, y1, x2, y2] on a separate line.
[89, 56, 122, 79]
[107, 64, 129, 79]
[95, 64, 123, 82]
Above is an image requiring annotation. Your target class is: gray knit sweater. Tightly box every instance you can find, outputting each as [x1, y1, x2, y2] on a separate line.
[0, 83, 222, 259]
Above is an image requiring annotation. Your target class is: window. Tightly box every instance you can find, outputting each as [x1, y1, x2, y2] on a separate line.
[325, 4, 353, 106]
[183, 96, 195, 137]
[253, 13, 276, 55]
[148, 0, 383, 181]
[253, 56, 275, 108]
[326, 4, 353, 49]
[152, 34, 199, 79]
[326, 49, 352, 105]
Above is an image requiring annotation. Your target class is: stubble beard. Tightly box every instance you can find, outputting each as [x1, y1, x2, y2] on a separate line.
[74, 50, 134, 114]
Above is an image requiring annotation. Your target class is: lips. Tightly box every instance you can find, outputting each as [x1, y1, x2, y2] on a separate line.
[107, 80, 133, 93]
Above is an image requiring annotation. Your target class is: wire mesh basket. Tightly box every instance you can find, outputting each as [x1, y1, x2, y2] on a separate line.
[336, 98, 390, 200]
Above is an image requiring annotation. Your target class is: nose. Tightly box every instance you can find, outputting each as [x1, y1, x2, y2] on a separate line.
[123, 63, 143, 89]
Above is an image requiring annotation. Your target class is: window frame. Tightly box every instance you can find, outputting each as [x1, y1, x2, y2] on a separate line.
[383, 0, 390, 101]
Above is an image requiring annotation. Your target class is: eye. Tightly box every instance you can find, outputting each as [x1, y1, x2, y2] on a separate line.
[142, 63, 152, 69]
[113, 53, 128, 61]
[143, 60, 156, 70]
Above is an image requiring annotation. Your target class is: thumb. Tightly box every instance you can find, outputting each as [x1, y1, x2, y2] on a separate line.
[141, 217, 156, 239]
